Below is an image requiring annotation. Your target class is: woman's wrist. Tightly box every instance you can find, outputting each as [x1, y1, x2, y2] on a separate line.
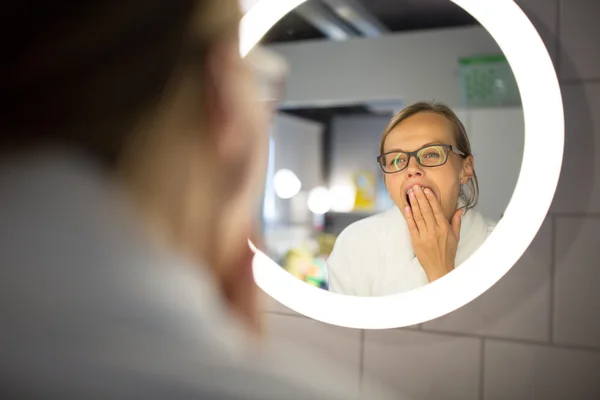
[425, 263, 455, 282]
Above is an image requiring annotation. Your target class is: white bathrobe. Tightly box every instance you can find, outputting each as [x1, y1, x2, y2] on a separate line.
[327, 205, 496, 297]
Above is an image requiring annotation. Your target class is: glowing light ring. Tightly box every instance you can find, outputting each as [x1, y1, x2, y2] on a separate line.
[243, 0, 564, 329]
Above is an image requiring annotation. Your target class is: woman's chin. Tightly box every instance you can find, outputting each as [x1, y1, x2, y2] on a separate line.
[397, 199, 410, 210]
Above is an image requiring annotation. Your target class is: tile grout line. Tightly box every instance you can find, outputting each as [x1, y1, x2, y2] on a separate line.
[358, 329, 365, 398]
[414, 326, 600, 354]
[556, 0, 562, 79]
[264, 311, 600, 354]
[560, 78, 600, 85]
[478, 338, 486, 400]
[551, 212, 600, 218]
[550, 214, 557, 345]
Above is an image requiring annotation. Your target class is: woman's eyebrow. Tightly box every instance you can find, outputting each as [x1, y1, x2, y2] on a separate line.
[383, 142, 442, 153]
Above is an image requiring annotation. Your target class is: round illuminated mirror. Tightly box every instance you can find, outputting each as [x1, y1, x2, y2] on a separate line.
[242, 0, 563, 329]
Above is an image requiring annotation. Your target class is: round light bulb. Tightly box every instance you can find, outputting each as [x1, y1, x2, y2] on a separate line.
[273, 169, 301, 199]
[329, 185, 356, 212]
[307, 186, 331, 214]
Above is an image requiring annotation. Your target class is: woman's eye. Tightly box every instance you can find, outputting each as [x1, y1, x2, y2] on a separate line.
[423, 152, 440, 158]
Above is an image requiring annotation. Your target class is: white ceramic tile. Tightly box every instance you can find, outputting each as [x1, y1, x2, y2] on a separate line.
[264, 314, 362, 396]
[258, 288, 301, 315]
[362, 330, 481, 400]
[554, 217, 600, 348]
[559, 0, 600, 81]
[423, 219, 552, 342]
[515, 0, 559, 67]
[483, 340, 600, 400]
[550, 83, 600, 214]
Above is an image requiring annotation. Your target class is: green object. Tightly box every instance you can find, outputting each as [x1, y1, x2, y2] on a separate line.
[458, 54, 521, 108]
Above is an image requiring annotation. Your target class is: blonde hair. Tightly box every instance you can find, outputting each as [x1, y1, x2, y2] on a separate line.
[379, 101, 479, 212]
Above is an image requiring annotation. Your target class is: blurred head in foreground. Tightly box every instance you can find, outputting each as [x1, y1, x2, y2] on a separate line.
[1, 0, 276, 331]
[0, 3, 402, 398]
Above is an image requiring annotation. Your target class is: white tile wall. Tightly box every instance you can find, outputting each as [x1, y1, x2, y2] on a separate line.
[261, 1, 600, 399]
[559, 0, 600, 81]
[550, 82, 600, 214]
[554, 216, 600, 348]
[361, 330, 481, 400]
[264, 313, 362, 397]
[515, 0, 559, 65]
[483, 340, 600, 400]
[258, 288, 299, 315]
[423, 218, 552, 342]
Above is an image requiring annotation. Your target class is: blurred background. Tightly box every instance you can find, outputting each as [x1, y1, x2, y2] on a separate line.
[255, 0, 523, 290]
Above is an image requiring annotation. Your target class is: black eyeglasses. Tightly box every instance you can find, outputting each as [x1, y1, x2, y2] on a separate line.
[376, 144, 467, 174]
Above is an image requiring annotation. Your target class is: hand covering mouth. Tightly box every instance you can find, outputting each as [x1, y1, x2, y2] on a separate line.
[405, 185, 434, 204]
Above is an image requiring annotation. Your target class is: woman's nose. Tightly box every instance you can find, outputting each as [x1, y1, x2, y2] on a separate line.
[406, 157, 423, 178]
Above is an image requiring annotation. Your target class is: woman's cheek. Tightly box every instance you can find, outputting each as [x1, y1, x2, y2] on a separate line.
[386, 177, 405, 206]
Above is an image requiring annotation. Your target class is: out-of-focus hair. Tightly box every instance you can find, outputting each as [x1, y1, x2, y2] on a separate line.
[1, 0, 240, 163]
[0, 0, 243, 257]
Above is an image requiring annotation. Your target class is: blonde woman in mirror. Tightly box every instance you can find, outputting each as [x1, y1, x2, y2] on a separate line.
[327, 102, 497, 297]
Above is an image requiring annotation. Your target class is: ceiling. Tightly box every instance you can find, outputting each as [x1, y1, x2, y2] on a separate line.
[283, 105, 376, 124]
[264, 0, 479, 123]
[261, 0, 478, 44]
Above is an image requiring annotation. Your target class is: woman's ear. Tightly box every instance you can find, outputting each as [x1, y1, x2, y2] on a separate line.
[460, 154, 475, 182]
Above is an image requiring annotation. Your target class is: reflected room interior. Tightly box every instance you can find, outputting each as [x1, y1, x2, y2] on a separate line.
[255, 0, 524, 291]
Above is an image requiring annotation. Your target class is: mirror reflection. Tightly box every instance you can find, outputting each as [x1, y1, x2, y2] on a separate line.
[256, 0, 523, 296]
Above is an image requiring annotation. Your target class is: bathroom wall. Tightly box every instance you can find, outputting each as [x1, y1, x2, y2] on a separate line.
[259, 0, 600, 398]
[268, 112, 324, 223]
[271, 113, 325, 194]
[267, 25, 503, 108]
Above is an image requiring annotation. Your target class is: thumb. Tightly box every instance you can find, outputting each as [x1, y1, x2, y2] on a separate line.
[451, 209, 463, 240]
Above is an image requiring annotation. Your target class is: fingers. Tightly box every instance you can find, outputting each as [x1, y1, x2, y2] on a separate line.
[412, 185, 437, 230]
[408, 189, 428, 234]
[403, 206, 419, 237]
[423, 188, 446, 227]
[451, 208, 463, 240]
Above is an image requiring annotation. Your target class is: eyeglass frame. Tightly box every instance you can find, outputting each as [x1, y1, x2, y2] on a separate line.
[376, 144, 467, 174]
